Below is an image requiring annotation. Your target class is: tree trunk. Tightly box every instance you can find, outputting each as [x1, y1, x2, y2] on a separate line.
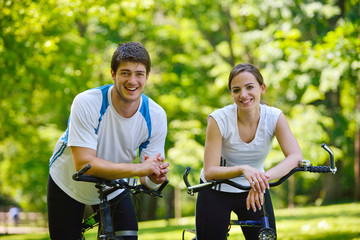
[355, 130, 360, 200]
[323, 160, 342, 204]
[355, 73, 360, 201]
[134, 194, 158, 221]
[165, 186, 175, 220]
[146, 196, 158, 220]
[322, 91, 343, 204]
[174, 187, 182, 219]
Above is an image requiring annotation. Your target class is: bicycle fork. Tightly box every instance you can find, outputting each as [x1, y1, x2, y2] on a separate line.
[230, 204, 277, 240]
[258, 204, 277, 240]
[99, 199, 117, 240]
[96, 182, 118, 240]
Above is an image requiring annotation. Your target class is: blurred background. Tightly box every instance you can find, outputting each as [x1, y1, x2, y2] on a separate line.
[0, 0, 359, 231]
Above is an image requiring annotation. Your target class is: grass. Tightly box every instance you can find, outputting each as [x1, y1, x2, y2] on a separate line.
[1, 202, 359, 240]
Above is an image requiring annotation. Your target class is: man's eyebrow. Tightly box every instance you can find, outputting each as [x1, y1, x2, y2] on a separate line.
[119, 69, 145, 73]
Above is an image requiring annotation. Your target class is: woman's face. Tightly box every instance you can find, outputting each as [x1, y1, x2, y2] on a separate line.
[230, 71, 265, 112]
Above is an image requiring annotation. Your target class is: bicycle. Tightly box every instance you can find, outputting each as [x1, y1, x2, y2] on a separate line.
[182, 143, 337, 240]
[72, 164, 169, 240]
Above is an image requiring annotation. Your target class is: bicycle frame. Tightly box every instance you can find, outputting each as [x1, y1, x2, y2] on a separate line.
[182, 143, 336, 240]
[72, 164, 168, 240]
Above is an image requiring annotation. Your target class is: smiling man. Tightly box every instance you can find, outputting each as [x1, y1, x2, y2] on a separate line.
[47, 42, 169, 240]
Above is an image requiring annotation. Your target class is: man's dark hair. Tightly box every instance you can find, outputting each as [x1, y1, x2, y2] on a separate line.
[111, 42, 151, 74]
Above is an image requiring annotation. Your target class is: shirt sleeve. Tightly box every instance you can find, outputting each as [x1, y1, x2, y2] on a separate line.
[209, 106, 230, 139]
[68, 92, 100, 150]
[265, 105, 282, 135]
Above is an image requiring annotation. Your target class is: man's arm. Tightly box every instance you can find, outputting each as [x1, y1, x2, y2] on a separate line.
[71, 146, 164, 180]
[139, 154, 169, 189]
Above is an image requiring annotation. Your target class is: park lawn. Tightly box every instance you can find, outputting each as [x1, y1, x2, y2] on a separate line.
[0, 202, 359, 240]
[139, 202, 360, 240]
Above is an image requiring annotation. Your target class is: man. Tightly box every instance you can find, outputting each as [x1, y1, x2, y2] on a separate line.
[47, 42, 169, 240]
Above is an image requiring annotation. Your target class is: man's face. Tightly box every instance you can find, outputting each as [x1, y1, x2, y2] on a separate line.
[111, 61, 148, 104]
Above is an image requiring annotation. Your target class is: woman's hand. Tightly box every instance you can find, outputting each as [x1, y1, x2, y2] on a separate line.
[246, 188, 264, 212]
[242, 165, 270, 193]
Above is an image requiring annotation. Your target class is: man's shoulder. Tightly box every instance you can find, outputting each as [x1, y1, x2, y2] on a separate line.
[71, 85, 113, 117]
[74, 85, 112, 103]
[143, 94, 166, 117]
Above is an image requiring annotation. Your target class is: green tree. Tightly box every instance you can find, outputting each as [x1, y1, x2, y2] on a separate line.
[0, 0, 358, 217]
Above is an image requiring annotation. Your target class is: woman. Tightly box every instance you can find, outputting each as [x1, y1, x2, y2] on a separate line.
[195, 63, 303, 239]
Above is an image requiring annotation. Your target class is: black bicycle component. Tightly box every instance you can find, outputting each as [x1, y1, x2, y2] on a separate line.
[182, 143, 336, 240]
[72, 166, 169, 198]
[183, 143, 336, 195]
[72, 165, 168, 240]
[72, 164, 92, 180]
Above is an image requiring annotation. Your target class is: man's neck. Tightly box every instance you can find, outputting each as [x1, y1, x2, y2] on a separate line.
[111, 88, 141, 118]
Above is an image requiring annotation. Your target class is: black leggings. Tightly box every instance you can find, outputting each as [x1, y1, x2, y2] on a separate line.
[195, 188, 276, 240]
[47, 175, 138, 240]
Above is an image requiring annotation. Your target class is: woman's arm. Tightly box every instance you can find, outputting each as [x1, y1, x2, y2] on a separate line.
[247, 113, 303, 212]
[203, 117, 269, 192]
[265, 113, 303, 181]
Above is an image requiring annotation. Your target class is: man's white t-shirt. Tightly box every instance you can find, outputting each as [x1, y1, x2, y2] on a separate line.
[200, 103, 281, 193]
[49, 84, 167, 205]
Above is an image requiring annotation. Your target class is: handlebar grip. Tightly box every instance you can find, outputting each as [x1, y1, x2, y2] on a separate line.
[73, 174, 101, 183]
[321, 143, 336, 174]
[72, 164, 91, 180]
[308, 166, 331, 173]
[157, 179, 169, 193]
[183, 167, 192, 188]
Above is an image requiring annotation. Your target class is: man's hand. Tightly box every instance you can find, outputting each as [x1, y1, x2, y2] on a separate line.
[144, 154, 169, 184]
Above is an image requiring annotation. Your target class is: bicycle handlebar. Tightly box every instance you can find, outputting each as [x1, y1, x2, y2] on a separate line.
[183, 143, 336, 196]
[72, 164, 169, 198]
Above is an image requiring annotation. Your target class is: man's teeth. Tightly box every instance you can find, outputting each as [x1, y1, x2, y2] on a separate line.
[127, 87, 136, 90]
[242, 99, 251, 103]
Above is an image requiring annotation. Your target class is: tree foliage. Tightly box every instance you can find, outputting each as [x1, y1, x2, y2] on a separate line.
[0, 0, 359, 215]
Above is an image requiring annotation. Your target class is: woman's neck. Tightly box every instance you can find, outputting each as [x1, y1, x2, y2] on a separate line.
[237, 106, 261, 126]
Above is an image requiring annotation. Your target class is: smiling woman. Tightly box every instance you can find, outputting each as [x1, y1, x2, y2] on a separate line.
[195, 63, 303, 240]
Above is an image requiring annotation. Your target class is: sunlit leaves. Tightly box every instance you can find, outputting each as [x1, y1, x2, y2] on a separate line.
[167, 119, 204, 188]
[300, 85, 325, 104]
[0, 0, 358, 210]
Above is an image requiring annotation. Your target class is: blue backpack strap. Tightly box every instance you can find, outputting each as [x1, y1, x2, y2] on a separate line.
[94, 84, 112, 134]
[49, 85, 112, 168]
[139, 94, 152, 156]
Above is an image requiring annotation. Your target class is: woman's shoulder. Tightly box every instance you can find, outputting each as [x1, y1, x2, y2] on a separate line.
[261, 104, 282, 117]
[211, 104, 236, 116]
[209, 104, 236, 131]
